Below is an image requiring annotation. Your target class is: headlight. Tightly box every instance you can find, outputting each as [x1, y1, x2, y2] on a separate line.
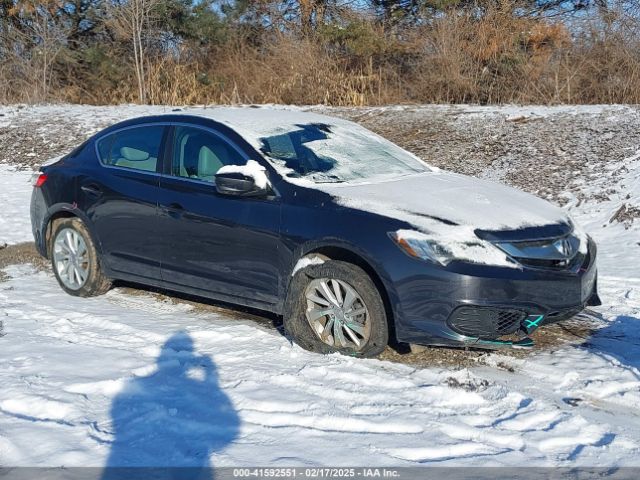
[389, 229, 518, 268]
[389, 231, 454, 265]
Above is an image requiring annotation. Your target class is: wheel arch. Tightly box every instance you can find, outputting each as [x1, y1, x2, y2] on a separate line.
[43, 205, 102, 259]
[289, 243, 399, 343]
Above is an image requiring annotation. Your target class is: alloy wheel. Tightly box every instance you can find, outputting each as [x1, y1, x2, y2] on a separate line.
[304, 278, 370, 350]
[53, 228, 90, 290]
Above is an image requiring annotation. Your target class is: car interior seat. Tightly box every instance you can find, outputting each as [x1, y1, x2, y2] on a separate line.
[198, 143, 228, 182]
[114, 146, 157, 172]
[181, 133, 230, 182]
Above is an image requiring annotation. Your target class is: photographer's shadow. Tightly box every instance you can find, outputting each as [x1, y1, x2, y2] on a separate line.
[103, 331, 239, 479]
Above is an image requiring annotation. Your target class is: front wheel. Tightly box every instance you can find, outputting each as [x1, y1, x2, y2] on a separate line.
[50, 217, 112, 297]
[284, 260, 388, 358]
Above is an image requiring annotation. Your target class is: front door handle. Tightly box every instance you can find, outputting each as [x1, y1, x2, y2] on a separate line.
[81, 183, 103, 198]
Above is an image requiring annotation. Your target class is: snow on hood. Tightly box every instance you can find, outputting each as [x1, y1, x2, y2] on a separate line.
[320, 171, 572, 268]
[321, 171, 570, 232]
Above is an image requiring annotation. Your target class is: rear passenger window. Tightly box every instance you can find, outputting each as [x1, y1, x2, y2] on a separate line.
[171, 126, 243, 183]
[97, 126, 165, 173]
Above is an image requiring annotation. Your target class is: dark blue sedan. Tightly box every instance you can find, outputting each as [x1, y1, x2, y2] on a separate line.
[30, 108, 600, 357]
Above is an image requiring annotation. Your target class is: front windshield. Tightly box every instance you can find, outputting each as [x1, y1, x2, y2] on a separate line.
[259, 122, 428, 183]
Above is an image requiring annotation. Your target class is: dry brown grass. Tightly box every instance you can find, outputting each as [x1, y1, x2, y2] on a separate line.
[3, 2, 640, 106]
[403, 4, 640, 105]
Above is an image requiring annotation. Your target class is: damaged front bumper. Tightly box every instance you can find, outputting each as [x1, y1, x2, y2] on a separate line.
[390, 237, 600, 349]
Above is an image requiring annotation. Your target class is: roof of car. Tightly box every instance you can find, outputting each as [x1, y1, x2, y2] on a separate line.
[185, 106, 348, 130]
[183, 106, 342, 124]
[160, 106, 354, 152]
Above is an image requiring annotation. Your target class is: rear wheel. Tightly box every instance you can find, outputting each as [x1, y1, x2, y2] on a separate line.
[284, 260, 388, 357]
[50, 218, 111, 297]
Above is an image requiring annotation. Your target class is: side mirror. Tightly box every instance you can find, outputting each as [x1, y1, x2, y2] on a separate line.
[215, 172, 267, 197]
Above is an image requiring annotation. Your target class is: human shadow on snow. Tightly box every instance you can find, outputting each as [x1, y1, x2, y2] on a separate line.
[102, 331, 239, 480]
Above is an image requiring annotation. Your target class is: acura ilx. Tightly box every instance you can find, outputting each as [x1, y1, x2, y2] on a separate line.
[30, 108, 600, 357]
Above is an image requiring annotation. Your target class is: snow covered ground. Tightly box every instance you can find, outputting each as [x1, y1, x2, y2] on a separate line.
[0, 104, 639, 468]
[0, 164, 33, 246]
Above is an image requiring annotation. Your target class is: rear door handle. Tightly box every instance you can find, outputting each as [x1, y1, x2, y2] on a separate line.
[81, 183, 103, 198]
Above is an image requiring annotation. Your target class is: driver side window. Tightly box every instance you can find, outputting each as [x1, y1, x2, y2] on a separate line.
[171, 126, 242, 183]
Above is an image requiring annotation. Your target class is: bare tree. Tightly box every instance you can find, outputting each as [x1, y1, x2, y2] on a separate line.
[30, 2, 67, 100]
[108, 0, 160, 103]
[1, 1, 68, 102]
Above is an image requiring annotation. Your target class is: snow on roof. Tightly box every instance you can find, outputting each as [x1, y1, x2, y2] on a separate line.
[179, 106, 354, 151]
[189, 105, 344, 124]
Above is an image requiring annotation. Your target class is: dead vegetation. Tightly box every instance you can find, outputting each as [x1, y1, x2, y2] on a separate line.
[2, 1, 640, 106]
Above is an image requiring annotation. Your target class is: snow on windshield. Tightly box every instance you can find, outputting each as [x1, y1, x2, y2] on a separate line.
[259, 122, 428, 183]
[163, 106, 436, 185]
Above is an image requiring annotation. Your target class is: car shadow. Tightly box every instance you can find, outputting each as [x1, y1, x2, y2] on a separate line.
[101, 331, 239, 480]
[114, 280, 283, 332]
[111, 281, 457, 356]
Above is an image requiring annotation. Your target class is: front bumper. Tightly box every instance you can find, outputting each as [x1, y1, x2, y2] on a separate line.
[390, 237, 599, 348]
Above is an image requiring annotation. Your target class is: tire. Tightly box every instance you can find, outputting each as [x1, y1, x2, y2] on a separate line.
[284, 259, 388, 358]
[50, 217, 112, 297]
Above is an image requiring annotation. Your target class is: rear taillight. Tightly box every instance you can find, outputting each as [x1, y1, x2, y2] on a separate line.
[31, 172, 47, 188]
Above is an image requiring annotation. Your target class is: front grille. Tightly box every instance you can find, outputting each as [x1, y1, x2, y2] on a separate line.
[515, 249, 588, 272]
[493, 232, 588, 272]
[447, 306, 526, 340]
[516, 256, 575, 270]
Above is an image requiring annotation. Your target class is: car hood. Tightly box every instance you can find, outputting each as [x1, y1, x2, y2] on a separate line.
[321, 171, 570, 233]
